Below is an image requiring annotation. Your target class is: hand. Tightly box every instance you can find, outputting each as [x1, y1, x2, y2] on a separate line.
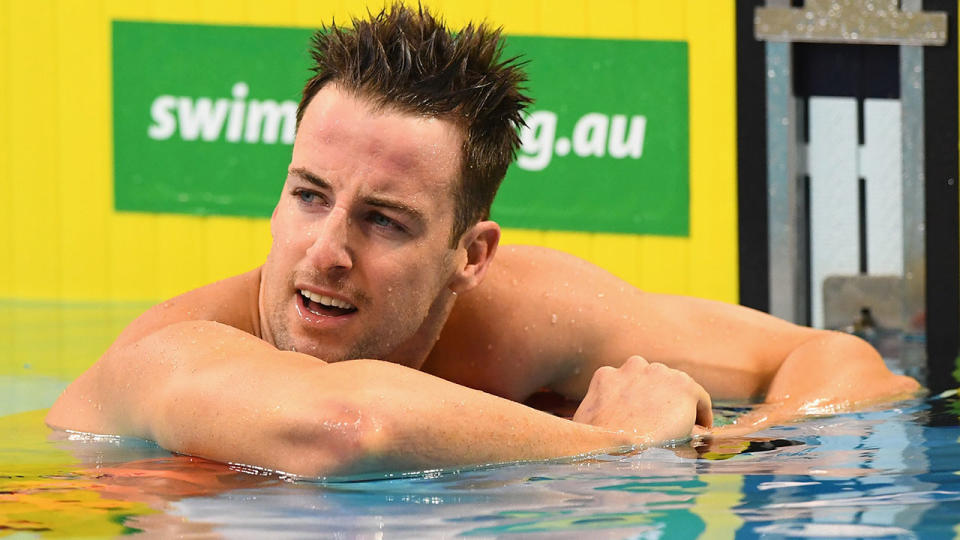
[572, 356, 712, 444]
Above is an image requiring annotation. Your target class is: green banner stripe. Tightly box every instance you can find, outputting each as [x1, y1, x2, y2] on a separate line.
[112, 21, 689, 235]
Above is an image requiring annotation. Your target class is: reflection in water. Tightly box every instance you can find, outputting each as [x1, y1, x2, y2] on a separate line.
[1, 395, 959, 537]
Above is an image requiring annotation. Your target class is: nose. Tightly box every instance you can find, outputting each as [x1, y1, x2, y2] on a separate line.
[305, 206, 354, 274]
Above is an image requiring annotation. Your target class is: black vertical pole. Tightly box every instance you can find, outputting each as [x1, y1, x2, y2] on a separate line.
[736, 0, 770, 312]
[922, 0, 959, 393]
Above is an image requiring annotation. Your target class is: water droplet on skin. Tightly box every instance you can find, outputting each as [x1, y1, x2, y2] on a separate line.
[551, 313, 558, 324]
[523, 326, 529, 332]
[487, 343, 493, 350]
[597, 293, 605, 299]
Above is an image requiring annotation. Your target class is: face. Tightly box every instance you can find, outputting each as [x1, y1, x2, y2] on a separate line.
[260, 84, 469, 366]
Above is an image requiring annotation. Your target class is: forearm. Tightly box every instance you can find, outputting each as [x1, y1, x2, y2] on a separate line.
[146, 359, 637, 478]
[48, 321, 636, 479]
[294, 360, 637, 477]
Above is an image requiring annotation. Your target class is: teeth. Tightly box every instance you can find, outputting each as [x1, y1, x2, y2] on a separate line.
[300, 289, 356, 310]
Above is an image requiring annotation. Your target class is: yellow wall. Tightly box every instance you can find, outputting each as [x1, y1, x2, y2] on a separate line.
[0, 0, 738, 304]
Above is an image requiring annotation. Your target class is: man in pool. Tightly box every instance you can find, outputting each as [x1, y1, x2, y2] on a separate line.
[47, 4, 919, 477]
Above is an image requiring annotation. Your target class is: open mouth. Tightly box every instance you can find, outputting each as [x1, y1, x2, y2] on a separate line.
[299, 289, 358, 317]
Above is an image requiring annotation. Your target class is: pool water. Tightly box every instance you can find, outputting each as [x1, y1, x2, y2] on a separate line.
[2, 393, 959, 538]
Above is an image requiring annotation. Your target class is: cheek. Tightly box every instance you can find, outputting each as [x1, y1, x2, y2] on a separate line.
[271, 212, 313, 253]
[377, 257, 440, 310]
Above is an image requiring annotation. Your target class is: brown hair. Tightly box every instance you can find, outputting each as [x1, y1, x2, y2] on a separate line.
[297, 3, 531, 243]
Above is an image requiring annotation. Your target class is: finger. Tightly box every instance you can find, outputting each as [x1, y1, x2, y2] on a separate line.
[621, 355, 649, 371]
[591, 365, 616, 383]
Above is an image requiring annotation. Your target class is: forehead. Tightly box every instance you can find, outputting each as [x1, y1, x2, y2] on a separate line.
[292, 85, 464, 198]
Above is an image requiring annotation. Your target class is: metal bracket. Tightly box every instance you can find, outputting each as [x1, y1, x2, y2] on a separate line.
[755, 0, 947, 46]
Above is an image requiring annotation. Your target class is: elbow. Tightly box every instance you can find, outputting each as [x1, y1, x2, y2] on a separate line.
[812, 330, 884, 364]
[152, 357, 406, 479]
[152, 392, 393, 479]
[765, 329, 919, 404]
[268, 392, 394, 479]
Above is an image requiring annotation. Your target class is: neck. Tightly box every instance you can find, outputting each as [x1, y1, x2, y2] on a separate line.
[382, 288, 458, 369]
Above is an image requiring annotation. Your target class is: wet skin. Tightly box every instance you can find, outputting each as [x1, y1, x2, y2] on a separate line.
[45, 83, 918, 477]
[258, 84, 490, 367]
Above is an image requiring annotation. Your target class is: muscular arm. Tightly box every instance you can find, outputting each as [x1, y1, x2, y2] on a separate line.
[428, 246, 920, 429]
[46, 269, 709, 477]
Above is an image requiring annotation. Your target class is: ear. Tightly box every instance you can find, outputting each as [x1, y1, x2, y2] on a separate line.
[448, 220, 501, 294]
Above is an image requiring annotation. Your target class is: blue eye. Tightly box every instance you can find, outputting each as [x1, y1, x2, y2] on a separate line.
[292, 188, 324, 206]
[371, 213, 393, 227]
[369, 212, 407, 234]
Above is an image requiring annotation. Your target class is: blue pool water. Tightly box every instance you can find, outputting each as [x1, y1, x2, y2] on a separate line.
[2, 392, 959, 538]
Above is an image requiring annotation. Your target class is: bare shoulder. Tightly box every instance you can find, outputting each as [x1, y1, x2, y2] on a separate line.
[458, 245, 598, 304]
[425, 245, 602, 399]
[427, 244, 825, 402]
[109, 267, 264, 351]
[485, 244, 596, 278]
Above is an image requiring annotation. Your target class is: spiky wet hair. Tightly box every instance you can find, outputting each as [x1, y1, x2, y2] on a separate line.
[297, 3, 531, 242]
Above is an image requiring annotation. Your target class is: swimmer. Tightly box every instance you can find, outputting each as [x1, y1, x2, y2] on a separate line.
[46, 4, 919, 477]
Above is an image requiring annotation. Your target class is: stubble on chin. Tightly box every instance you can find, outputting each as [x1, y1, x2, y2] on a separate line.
[264, 303, 396, 363]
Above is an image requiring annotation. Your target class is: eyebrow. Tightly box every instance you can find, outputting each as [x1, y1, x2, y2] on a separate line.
[288, 167, 427, 224]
